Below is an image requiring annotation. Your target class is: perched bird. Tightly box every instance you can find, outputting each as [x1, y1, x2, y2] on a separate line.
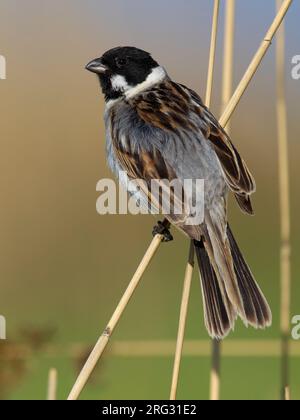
[86, 46, 272, 339]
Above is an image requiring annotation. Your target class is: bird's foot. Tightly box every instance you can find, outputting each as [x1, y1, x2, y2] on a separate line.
[152, 220, 173, 242]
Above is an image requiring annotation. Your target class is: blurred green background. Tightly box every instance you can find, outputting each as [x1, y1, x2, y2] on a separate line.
[0, 0, 299, 400]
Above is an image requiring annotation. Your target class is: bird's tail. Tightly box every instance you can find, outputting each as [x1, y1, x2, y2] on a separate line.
[194, 224, 272, 339]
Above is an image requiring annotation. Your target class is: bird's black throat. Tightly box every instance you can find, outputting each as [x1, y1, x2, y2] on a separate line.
[98, 73, 124, 101]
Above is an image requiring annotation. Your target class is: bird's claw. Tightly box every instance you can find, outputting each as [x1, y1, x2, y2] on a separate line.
[152, 220, 173, 242]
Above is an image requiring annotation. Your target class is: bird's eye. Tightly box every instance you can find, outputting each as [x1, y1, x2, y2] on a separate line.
[115, 57, 129, 68]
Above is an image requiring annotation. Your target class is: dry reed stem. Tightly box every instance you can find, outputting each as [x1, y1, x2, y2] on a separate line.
[210, 0, 236, 402]
[205, 0, 220, 106]
[220, 0, 293, 128]
[67, 234, 163, 400]
[67, 0, 293, 401]
[47, 368, 58, 401]
[276, 0, 291, 401]
[170, 0, 220, 400]
[210, 340, 221, 400]
[285, 386, 291, 401]
[221, 0, 235, 127]
[170, 243, 195, 400]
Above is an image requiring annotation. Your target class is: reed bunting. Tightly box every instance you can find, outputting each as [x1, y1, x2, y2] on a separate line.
[86, 46, 272, 339]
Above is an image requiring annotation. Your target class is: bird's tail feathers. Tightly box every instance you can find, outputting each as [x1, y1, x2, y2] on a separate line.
[204, 211, 246, 320]
[194, 239, 236, 339]
[195, 214, 272, 339]
[227, 225, 272, 329]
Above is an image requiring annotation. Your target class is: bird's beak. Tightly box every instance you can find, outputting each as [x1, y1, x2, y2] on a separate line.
[85, 58, 108, 74]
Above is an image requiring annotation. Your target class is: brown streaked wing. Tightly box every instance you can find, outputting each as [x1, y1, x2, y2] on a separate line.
[110, 115, 190, 224]
[180, 84, 256, 197]
[131, 80, 198, 133]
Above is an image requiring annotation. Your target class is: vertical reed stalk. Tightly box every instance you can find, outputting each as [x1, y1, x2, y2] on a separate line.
[205, 0, 221, 106]
[276, 0, 291, 401]
[222, 0, 236, 126]
[170, 243, 195, 400]
[210, 340, 221, 400]
[285, 386, 291, 401]
[220, 0, 293, 128]
[210, 0, 235, 401]
[47, 368, 58, 401]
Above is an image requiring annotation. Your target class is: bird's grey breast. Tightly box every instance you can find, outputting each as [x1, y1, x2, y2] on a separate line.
[104, 98, 227, 210]
[162, 122, 228, 209]
[104, 99, 167, 175]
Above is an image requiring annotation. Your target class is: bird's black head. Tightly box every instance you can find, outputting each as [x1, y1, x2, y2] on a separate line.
[86, 46, 165, 101]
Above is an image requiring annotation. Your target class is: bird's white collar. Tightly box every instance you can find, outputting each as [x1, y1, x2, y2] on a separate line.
[110, 66, 167, 101]
[126, 66, 167, 99]
[105, 66, 167, 110]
